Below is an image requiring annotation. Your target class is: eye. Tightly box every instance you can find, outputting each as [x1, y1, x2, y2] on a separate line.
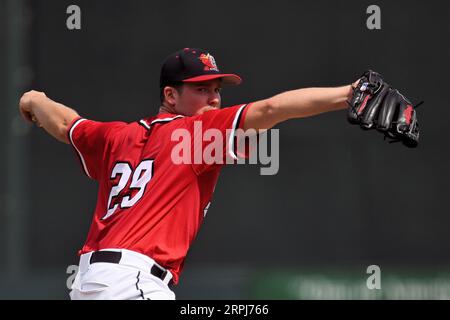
[197, 88, 207, 93]
[215, 88, 222, 93]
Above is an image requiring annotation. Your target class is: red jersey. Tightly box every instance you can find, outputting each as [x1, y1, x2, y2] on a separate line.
[68, 104, 251, 284]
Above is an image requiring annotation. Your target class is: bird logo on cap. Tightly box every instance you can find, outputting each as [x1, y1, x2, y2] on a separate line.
[199, 53, 219, 71]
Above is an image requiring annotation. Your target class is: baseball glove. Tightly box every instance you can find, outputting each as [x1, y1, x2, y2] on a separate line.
[347, 70, 421, 148]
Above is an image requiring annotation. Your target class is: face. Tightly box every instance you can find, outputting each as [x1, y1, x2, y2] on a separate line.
[165, 79, 222, 116]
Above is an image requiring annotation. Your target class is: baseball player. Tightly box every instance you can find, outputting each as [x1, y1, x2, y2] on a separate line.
[18, 48, 419, 300]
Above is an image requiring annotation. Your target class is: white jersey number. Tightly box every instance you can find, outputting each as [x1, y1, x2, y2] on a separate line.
[102, 159, 154, 220]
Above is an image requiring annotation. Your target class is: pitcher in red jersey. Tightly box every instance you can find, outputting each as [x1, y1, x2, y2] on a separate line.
[19, 48, 358, 299]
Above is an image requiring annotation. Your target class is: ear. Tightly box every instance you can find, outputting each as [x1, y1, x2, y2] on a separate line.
[164, 86, 178, 106]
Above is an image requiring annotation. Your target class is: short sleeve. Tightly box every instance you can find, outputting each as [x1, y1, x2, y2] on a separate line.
[68, 117, 126, 180]
[188, 104, 252, 175]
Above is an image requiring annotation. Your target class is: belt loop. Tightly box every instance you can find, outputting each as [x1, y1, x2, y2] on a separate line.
[79, 252, 93, 274]
[163, 271, 173, 285]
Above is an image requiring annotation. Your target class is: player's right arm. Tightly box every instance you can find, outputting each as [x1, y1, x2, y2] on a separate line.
[18, 90, 79, 144]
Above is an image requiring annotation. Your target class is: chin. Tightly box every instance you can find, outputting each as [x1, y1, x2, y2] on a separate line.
[197, 106, 219, 114]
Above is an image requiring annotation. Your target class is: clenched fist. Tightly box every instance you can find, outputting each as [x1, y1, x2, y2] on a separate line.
[19, 90, 46, 127]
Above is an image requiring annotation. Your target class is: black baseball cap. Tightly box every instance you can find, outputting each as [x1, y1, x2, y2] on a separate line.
[160, 48, 242, 88]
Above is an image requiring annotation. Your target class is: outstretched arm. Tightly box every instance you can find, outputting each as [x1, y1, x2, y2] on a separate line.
[244, 84, 354, 131]
[18, 90, 79, 144]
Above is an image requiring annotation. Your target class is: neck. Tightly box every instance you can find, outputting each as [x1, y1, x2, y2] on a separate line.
[159, 103, 176, 115]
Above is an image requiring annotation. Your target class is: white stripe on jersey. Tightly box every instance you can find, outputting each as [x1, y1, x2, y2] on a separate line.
[139, 115, 184, 130]
[228, 104, 247, 160]
[139, 119, 151, 129]
[150, 115, 184, 125]
[69, 118, 92, 179]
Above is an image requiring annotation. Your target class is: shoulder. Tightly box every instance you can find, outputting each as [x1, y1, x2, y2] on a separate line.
[138, 113, 185, 130]
[186, 104, 251, 129]
[71, 117, 131, 134]
[68, 117, 143, 147]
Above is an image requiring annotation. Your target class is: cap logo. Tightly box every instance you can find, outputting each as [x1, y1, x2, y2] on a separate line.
[199, 53, 219, 71]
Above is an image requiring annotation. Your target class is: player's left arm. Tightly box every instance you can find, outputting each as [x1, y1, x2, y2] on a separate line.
[18, 90, 79, 144]
[243, 84, 355, 131]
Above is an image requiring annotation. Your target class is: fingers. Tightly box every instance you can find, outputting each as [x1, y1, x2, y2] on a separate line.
[351, 79, 360, 90]
[19, 108, 34, 123]
[18, 106, 43, 127]
[376, 89, 401, 131]
[379, 90, 420, 148]
[29, 112, 43, 127]
[18, 90, 46, 125]
[395, 99, 415, 133]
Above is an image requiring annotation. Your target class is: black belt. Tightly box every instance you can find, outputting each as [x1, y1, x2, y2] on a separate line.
[89, 251, 169, 282]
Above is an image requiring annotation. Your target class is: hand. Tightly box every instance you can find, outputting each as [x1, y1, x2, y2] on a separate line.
[347, 70, 390, 129]
[347, 70, 420, 148]
[19, 90, 46, 127]
[351, 79, 360, 90]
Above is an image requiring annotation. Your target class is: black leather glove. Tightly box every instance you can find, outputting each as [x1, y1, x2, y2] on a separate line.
[348, 70, 420, 148]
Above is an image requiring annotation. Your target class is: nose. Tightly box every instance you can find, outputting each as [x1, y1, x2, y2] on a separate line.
[208, 92, 220, 107]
